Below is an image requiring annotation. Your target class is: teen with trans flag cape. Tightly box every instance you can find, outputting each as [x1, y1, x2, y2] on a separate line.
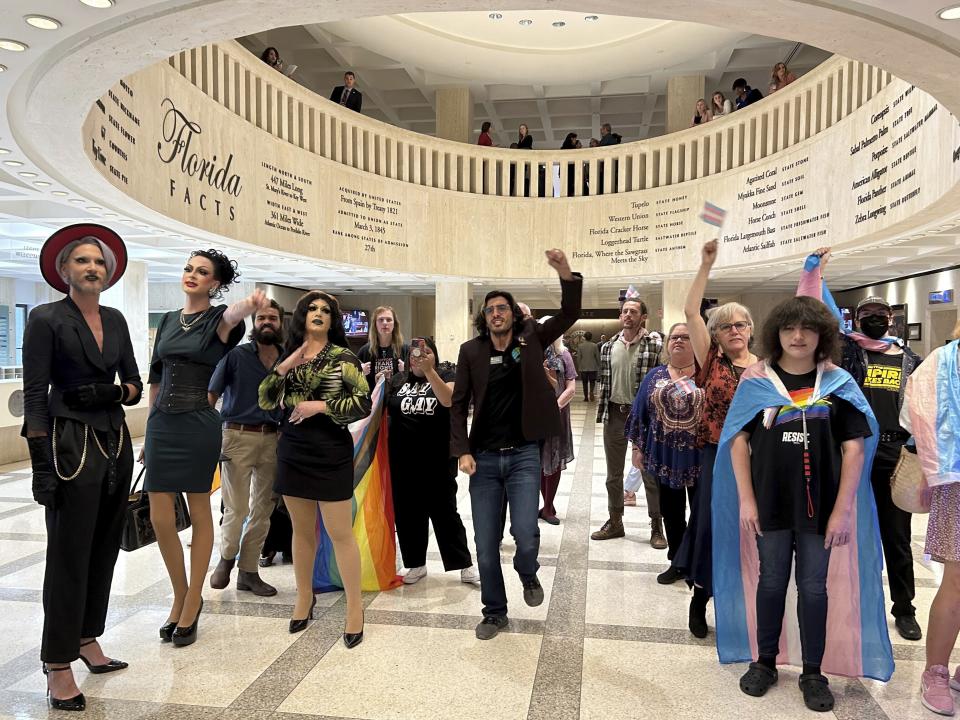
[712, 251, 894, 681]
[313, 375, 402, 592]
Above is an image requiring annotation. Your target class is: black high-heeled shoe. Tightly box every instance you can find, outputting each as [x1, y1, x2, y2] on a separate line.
[159, 621, 176, 643]
[289, 595, 316, 634]
[172, 598, 203, 647]
[343, 611, 364, 649]
[77, 639, 128, 674]
[43, 665, 85, 711]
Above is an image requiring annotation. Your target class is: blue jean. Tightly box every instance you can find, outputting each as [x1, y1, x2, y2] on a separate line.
[755, 529, 832, 666]
[470, 443, 541, 617]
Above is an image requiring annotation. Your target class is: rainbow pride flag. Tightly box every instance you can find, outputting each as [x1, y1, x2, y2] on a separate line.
[313, 376, 402, 592]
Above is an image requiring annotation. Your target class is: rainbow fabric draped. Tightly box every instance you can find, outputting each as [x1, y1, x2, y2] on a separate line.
[712, 361, 894, 681]
[313, 376, 402, 592]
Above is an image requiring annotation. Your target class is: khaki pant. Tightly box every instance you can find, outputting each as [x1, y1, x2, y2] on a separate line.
[603, 404, 660, 520]
[219, 428, 278, 572]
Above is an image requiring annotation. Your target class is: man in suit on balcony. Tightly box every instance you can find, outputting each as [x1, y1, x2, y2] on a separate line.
[330, 71, 362, 112]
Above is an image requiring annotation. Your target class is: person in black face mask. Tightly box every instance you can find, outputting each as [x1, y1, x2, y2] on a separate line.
[803, 248, 923, 641]
[847, 296, 923, 641]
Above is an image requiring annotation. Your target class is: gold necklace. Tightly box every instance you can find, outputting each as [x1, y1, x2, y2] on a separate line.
[179, 307, 210, 332]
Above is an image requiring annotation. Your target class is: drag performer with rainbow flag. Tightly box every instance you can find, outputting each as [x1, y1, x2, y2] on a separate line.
[712, 254, 894, 712]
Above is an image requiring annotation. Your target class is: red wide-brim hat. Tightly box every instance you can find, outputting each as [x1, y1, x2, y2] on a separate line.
[39, 223, 128, 294]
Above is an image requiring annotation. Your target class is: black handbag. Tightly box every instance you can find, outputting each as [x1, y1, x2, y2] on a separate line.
[120, 468, 191, 552]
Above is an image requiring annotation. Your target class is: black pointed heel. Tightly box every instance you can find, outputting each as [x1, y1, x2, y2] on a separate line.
[172, 598, 203, 647]
[43, 665, 86, 711]
[78, 639, 128, 674]
[159, 621, 176, 642]
[289, 595, 316, 634]
[343, 611, 364, 649]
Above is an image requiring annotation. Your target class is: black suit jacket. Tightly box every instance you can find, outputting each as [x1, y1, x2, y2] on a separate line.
[22, 297, 142, 434]
[330, 86, 363, 112]
[450, 273, 582, 457]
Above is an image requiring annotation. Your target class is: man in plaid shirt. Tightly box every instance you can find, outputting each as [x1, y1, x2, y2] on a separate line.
[592, 298, 665, 545]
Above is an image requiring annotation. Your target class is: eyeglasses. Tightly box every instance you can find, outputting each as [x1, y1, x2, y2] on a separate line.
[717, 321, 750, 333]
[668, 335, 690, 342]
[483, 303, 510, 316]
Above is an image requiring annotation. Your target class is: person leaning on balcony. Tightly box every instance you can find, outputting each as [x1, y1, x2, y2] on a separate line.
[691, 99, 712, 126]
[732, 78, 764, 109]
[711, 91, 733, 117]
[478, 121, 494, 146]
[771, 62, 798, 91]
[330, 71, 362, 112]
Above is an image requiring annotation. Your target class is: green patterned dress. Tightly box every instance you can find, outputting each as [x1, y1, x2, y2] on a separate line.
[259, 345, 371, 501]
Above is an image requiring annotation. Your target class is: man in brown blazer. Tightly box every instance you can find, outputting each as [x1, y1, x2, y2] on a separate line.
[451, 249, 582, 639]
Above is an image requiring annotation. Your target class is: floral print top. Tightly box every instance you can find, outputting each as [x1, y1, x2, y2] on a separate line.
[259, 344, 371, 427]
[695, 341, 745, 448]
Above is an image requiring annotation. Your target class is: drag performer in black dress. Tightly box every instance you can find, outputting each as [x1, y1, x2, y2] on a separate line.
[143, 250, 268, 647]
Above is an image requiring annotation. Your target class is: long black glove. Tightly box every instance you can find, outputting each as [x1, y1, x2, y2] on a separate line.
[62, 383, 123, 410]
[26, 436, 57, 509]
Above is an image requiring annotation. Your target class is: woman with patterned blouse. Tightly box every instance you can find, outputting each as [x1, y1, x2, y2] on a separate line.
[259, 291, 370, 646]
[625, 323, 703, 584]
[671, 240, 758, 639]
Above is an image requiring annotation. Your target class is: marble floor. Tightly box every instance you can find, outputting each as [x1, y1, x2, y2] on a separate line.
[0, 400, 952, 719]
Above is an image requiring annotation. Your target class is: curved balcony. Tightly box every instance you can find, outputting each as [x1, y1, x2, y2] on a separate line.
[168, 41, 891, 198]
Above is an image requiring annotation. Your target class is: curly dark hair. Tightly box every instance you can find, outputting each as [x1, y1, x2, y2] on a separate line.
[473, 290, 526, 337]
[760, 296, 840, 365]
[190, 249, 240, 299]
[286, 291, 346, 354]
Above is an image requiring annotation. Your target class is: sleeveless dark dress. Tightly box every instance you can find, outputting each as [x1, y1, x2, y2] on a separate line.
[144, 305, 243, 493]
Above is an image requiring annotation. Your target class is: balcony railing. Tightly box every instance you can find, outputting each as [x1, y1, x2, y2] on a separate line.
[168, 40, 891, 198]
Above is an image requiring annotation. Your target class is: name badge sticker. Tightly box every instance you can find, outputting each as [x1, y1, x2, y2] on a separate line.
[490, 355, 503, 365]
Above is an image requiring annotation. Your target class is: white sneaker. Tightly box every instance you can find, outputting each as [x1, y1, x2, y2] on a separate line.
[460, 566, 481, 585]
[402, 565, 427, 584]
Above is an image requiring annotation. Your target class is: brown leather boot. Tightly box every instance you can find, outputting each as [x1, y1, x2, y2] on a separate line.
[237, 570, 277, 597]
[591, 517, 625, 540]
[650, 518, 668, 550]
[209, 557, 235, 589]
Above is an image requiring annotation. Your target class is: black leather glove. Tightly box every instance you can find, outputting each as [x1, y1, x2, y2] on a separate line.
[62, 383, 123, 410]
[26, 436, 57, 509]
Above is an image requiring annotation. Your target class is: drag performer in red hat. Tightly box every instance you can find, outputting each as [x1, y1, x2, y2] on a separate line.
[23, 223, 142, 711]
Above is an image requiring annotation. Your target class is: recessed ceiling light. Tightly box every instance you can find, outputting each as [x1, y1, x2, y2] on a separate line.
[584, 15, 600, 21]
[18, 171, 38, 178]
[25, 15, 62, 30]
[3, 159, 23, 167]
[0, 148, 10, 154]
[104, 212, 117, 217]
[519, 19, 533, 26]
[938, 5, 960, 19]
[552, 21, 566, 27]
[0, 64, 6, 73]
[0, 39, 29, 52]
[79, 0, 115, 7]
[86, 206, 101, 211]
[488, 12, 502, 20]
[33, 181, 51, 187]
[69, 198, 84, 203]
[52, 190, 68, 196]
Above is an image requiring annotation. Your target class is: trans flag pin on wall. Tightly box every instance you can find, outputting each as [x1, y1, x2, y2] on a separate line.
[700, 201, 727, 228]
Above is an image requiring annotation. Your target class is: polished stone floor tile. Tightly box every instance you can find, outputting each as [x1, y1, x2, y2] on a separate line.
[10, 609, 299, 707]
[370, 562, 556, 621]
[0, 477, 34, 500]
[0, 600, 45, 669]
[0, 507, 49, 534]
[581, 639, 825, 719]
[585, 569, 713, 630]
[862, 659, 931, 720]
[0, 539, 45, 569]
[0, 541, 177, 595]
[278, 623, 542, 719]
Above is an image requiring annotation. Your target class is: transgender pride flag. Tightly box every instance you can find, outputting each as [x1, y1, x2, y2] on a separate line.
[313, 375, 403, 592]
[711, 361, 894, 681]
[700, 201, 727, 228]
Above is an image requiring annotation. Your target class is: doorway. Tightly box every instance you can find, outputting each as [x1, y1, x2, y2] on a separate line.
[926, 306, 959, 356]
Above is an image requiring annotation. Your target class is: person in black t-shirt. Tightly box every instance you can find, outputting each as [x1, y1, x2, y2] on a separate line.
[387, 338, 477, 586]
[357, 305, 409, 394]
[733, 297, 870, 713]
